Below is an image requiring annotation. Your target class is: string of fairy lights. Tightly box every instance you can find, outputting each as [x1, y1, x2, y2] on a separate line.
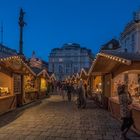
[0, 55, 55, 79]
[98, 53, 131, 65]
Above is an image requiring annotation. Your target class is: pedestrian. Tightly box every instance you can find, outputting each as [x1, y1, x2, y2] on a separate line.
[73, 82, 78, 99]
[84, 83, 88, 99]
[117, 84, 134, 140]
[67, 83, 72, 102]
[61, 83, 65, 100]
[77, 80, 86, 108]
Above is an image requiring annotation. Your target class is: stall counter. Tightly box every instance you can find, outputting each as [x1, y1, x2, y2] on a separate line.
[0, 95, 16, 115]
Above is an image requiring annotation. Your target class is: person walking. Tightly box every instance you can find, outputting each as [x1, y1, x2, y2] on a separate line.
[61, 83, 66, 100]
[117, 84, 134, 140]
[67, 83, 72, 102]
[84, 83, 88, 99]
[77, 80, 86, 108]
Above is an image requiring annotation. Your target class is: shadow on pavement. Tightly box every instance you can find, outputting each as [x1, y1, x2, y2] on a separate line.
[0, 100, 42, 128]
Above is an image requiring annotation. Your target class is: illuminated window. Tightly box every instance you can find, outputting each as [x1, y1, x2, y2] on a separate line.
[40, 78, 47, 91]
[59, 58, 63, 62]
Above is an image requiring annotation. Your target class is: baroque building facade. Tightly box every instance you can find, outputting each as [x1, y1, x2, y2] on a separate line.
[48, 43, 94, 80]
[29, 51, 48, 69]
[100, 9, 140, 54]
[119, 9, 140, 53]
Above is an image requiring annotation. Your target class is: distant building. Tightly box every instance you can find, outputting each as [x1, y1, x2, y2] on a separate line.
[100, 39, 120, 52]
[48, 43, 94, 80]
[29, 51, 48, 69]
[0, 43, 17, 58]
[120, 9, 140, 53]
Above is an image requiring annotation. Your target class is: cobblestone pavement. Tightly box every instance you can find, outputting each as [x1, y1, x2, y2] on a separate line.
[0, 95, 139, 140]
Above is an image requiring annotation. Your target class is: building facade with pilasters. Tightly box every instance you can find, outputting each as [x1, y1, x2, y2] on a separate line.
[48, 43, 94, 80]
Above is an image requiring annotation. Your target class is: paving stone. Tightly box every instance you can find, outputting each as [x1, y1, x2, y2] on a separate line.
[0, 95, 139, 140]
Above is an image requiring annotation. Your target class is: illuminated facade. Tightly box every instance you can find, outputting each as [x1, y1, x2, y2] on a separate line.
[29, 51, 48, 69]
[120, 9, 140, 53]
[48, 43, 94, 80]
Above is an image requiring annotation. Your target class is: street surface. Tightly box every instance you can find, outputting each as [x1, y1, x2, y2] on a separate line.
[0, 95, 139, 140]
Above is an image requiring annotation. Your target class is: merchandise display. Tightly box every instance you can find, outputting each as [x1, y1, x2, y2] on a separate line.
[0, 87, 10, 96]
[93, 76, 102, 94]
[24, 75, 37, 93]
[112, 72, 140, 103]
[40, 78, 47, 91]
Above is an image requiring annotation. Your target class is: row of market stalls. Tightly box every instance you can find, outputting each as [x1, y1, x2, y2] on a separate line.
[69, 51, 140, 134]
[86, 51, 140, 134]
[0, 55, 56, 115]
[66, 68, 89, 85]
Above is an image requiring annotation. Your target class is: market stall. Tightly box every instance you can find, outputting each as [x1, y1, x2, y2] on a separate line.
[75, 73, 80, 84]
[1, 55, 38, 105]
[23, 73, 37, 104]
[89, 51, 140, 133]
[88, 51, 131, 108]
[80, 68, 89, 85]
[110, 70, 140, 134]
[37, 69, 50, 98]
[71, 75, 76, 84]
[0, 66, 15, 114]
[50, 73, 56, 82]
[0, 55, 37, 114]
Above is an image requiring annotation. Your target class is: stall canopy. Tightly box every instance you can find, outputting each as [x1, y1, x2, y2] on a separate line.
[88, 51, 138, 75]
[30, 67, 50, 79]
[50, 73, 56, 81]
[80, 68, 89, 80]
[76, 73, 80, 79]
[71, 74, 76, 81]
[37, 69, 50, 80]
[0, 55, 36, 75]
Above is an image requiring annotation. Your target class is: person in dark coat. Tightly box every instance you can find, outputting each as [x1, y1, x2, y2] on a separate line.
[66, 83, 72, 102]
[77, 80, 86, 108]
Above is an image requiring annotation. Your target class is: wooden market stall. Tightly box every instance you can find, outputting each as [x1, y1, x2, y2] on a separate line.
[23, 70, 37, 104]
[50, 73, 56, 82]
[80, 68, 89, 85]
[0, 55, 38, 114]
[0, 63, 15, 114]
[89, 51, 140, 134]
[37, 69, 50, 98]
[71, 75, 76, 84]
[75, 73, 80, 84]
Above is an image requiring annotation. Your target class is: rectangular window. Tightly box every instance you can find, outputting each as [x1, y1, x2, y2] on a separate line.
[74, 67, 78, 73]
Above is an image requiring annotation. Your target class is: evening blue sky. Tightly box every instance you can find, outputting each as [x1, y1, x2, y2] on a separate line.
[0, 0, 140, 61]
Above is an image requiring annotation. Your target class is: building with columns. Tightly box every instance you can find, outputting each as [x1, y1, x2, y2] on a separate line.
[48, 43, 94, 80]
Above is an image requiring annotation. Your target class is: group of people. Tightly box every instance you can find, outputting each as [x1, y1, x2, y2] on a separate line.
[48, 79, 135, 139]
[51, 80, 88, 109]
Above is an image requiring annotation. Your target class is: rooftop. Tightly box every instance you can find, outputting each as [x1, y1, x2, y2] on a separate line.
[101, 51, 140, 61]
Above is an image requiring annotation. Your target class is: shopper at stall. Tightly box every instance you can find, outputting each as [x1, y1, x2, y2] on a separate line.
[117, 84, 133, 140]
